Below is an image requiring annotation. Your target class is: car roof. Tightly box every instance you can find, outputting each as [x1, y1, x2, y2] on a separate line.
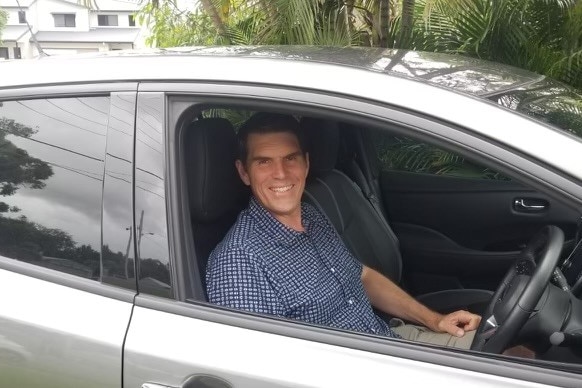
[0, 46, 556, 95]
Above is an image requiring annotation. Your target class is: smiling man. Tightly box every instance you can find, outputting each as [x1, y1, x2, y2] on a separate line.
[205, 112, 481, 348]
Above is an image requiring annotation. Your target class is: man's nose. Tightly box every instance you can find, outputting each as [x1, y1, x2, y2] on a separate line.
[271, 159, 287, 178]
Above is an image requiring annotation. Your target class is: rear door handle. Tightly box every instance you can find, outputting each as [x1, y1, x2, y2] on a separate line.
[143, 374, 233, 388]
[513, 198, 548, 212]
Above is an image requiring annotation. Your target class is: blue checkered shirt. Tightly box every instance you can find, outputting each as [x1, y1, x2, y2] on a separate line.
[206, 197, 397, 338]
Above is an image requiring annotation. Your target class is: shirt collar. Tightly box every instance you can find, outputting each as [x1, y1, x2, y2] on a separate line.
[248, 196, 317, 246]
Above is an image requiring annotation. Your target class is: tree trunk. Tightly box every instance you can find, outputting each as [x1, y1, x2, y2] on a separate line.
[345, 0, 355, 35]
[260, 0, 277, 22]
[398, 0, 415, 48]
[199, 0, 229, 40]
[378, 0, 390, 48]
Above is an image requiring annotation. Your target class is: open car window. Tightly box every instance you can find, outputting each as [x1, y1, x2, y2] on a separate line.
[161, 96, 582, 373]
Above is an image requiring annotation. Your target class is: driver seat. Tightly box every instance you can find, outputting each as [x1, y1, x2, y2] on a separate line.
[301, 117, 493, 314]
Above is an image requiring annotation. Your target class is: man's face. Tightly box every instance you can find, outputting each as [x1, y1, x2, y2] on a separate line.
[236, 131, 309, 225]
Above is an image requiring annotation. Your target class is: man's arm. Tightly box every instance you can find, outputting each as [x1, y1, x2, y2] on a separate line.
[361, 265, 480, 337]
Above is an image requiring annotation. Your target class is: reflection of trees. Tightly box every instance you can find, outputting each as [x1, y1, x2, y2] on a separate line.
[0, 215, 99, 278]
[497, 91, 582, 137]
[0, 117, 53, 213]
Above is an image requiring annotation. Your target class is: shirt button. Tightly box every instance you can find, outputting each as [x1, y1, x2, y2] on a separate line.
[348, 298, 354, 305]
[330, 267, 335, 273]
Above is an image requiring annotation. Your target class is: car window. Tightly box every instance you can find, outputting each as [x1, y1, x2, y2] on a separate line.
[370, 131, 508, 180]
[0, 97, 109, 280]
[490, 79, 582, 140]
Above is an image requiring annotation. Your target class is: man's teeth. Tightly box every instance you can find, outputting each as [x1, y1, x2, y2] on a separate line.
[271, 185, 292, 193]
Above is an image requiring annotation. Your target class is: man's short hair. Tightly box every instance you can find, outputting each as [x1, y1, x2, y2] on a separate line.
[237, 112, 305, 164]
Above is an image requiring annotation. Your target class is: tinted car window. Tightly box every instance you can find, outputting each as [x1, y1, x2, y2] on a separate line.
[370, 132, 506, 180]
[491, 79, 582, 139]
[0, 97, 109, 280]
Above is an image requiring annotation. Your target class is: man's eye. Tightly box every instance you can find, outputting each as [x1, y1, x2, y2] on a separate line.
[286, 155, 297, 161]
[257, 159, 269, 165]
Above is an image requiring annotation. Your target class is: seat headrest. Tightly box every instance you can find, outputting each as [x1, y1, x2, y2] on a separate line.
[301, 117, 340, 176]
[184, 118, 246, 222]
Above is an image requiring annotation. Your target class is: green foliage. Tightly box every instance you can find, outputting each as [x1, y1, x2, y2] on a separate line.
[141, 0, 358, 47]
[408, 0, 582, 89]
[138, 3, 224, 47]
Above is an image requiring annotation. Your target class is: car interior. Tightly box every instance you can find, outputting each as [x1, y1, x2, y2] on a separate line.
[178, 104, 582, 364]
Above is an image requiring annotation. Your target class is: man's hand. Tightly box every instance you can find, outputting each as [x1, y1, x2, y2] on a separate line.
[432, 310, 481, 337]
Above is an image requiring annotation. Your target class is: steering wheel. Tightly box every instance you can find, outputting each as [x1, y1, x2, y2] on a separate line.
[471, 225, 564, 353]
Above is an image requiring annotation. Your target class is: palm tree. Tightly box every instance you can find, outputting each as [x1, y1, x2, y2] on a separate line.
[408, 0, 582, 88]
[398, 0, 414, 47]
[198, 0, 229, 41]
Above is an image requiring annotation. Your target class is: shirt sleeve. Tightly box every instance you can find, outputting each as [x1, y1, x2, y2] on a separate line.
[206, 245, 284, 316]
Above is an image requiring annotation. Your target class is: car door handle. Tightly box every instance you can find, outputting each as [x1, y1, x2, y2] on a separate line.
[513, 198, 548, 212]
[143, 374, 233, 388]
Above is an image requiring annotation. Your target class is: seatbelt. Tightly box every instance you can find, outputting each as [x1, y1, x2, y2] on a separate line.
[346, 158, 387, 221]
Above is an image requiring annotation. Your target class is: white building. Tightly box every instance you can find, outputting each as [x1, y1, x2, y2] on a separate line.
[0, 0, 150, 59]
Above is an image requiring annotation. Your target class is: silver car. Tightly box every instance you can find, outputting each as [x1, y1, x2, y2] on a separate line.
[1, 46, 581, 388]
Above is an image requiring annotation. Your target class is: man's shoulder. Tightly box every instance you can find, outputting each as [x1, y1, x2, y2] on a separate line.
[302, 201, 334, 230]
[209, 208, 259, 260]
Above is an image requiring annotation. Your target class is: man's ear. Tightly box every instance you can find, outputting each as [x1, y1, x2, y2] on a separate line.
[305, 152, 310, 174]
[235, 159, 251, 186]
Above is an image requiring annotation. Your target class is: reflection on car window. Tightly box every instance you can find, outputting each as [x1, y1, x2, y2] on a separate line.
[371, 132, 507, 180]
[491, 80, 582, 139]
[0, 97, 109, 280]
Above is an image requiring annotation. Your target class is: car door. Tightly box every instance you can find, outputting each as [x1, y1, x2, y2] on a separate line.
[0, 89, 138, 387]
[121, 84, 581, 388]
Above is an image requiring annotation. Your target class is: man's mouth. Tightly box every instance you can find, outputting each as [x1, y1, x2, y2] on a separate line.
[270, 185, 293, 193]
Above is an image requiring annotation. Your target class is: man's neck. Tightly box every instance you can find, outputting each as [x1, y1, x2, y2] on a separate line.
[273, 213, 304, 232]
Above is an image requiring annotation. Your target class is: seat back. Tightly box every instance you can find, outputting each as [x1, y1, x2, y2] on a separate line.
[184, 118, 248, 290]
[302, 117, 402, 283]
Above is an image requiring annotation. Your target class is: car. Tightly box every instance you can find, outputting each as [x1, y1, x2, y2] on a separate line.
[1, 46, 582, 388]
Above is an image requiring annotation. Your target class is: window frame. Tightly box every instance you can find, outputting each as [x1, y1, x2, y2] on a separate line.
[97, 14, 119, 27]
[18, 10, 26, 24]
[53, 13, 76, 27]
[128, 14, 136, 27]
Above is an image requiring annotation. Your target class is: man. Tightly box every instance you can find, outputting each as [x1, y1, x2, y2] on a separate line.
[206, 112, 481, 348]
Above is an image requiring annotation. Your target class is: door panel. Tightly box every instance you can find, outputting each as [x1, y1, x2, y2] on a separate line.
[124, 301, 551, 388]
[379, 171, 578, 294]
[0, 266, 133, 388]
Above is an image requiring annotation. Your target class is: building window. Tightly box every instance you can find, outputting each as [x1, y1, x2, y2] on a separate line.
[0, 47, 9, 59]
[53, 13, 76, 27]
[128, 14, 136, 26]
[18, 11, 26, 24]
[98, 15, 118, 26]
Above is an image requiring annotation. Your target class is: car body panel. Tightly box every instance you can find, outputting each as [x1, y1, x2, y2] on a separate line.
[0, 264, 133, 388]
[124, 301, 558, 388]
